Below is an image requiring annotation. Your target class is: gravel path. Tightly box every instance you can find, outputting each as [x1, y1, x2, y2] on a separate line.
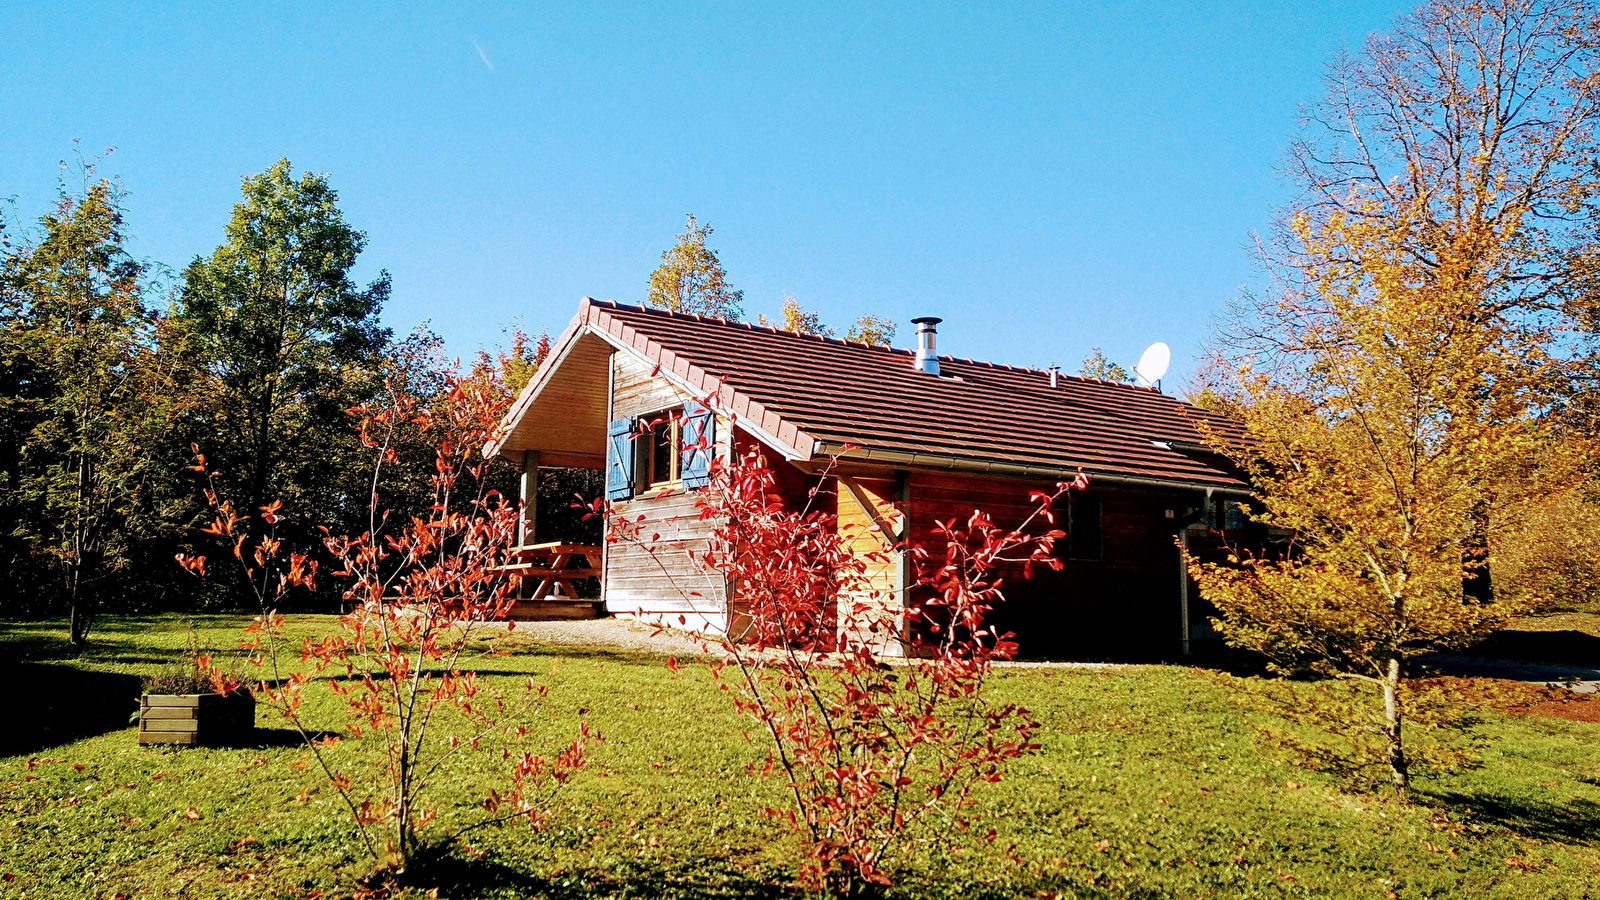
[494, 617, 708, 656]
[490, 621, 1600, 691]
[1424, 653, 1600, 693]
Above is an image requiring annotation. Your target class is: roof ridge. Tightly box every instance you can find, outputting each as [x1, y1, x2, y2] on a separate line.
[589, 298, 916, 354]
[590, 298, 1163, 396]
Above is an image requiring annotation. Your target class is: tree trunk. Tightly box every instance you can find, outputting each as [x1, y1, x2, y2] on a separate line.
[68, 597, 94, 646]
[1381, 656, 1408, 792]
[1463, 503, 1493, 603]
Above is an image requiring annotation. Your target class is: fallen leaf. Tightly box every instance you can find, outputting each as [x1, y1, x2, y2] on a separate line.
[183, 807, 201, 820]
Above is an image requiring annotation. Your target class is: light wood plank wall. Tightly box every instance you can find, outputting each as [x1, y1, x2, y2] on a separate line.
[835, 474, 906, 654]
[603, 350, 730, 626]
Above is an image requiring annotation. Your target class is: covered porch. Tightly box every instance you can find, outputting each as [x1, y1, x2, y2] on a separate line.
[493, 330, 615, 619]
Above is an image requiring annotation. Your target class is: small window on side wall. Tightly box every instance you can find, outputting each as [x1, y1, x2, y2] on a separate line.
[629, 400, 716, 492]
[1068, 494, 1103, 560]
[1053, 492, 1102, 561]
[640, 412, 682, 486]
[1206, 496, 1247, 532]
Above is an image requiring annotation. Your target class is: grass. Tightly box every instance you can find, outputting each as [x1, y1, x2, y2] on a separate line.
[1, 615, 1598, 899]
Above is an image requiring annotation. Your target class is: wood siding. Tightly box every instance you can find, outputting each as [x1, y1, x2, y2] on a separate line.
[836, 475, 900, 595]
[612, 350, 687, 421]
[500, 332, 611, 460]
[906, 471, 1201, 660]
[603, 351, 728, 623]
[835, 474, 905, 653]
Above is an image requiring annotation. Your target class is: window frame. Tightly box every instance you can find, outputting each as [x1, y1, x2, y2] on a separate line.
[636, 409, 685, 490]
[1206, 495, 1248, 532]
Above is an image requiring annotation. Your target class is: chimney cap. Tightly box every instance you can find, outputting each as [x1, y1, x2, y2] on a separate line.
[910, 316, 943, 326]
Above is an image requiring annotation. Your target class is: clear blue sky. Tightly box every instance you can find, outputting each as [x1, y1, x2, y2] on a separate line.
[2, 1, 1408, 386]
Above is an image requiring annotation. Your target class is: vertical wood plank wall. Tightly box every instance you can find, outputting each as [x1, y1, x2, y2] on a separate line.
[835, 475, 905, 653]
[906, 472, 1198, 660]
[602, 351, 729, 628]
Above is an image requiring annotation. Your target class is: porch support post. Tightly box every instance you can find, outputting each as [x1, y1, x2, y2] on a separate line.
[1178, 525, 1192, 656]
[519, 450, 539, 546]
[1179, 489, 1211, 656]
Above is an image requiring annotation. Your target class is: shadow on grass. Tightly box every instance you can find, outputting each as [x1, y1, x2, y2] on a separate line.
[484, 641, 712, 667]
[0, 630, 156, 665]
[0, 662, 141, 756]
[396, 846, 798, 900]
[1424, 790, 1600, 845]
[245, 728, 339, 749]
[1463, 630, 1600, 668]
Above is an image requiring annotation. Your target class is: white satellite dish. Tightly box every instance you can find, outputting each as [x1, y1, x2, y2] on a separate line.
[1133, 342, 1171, 388]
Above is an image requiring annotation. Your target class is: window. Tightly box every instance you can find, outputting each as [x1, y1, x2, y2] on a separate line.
[1069, 494, 1103, 560]
[606, 400, 715, 501]
[1206, 496, 1247, 532]
[1055, 493, 1102, 560]
[641, 412, 683, 486]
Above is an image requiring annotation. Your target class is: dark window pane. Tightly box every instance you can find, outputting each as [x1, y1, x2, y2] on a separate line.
[1069, 494, 1102, 560]
[1224, 501, 1247, 531]
[649, 418, 674, 483]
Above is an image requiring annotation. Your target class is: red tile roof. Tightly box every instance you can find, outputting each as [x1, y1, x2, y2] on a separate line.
[516, 298, 1246, 490]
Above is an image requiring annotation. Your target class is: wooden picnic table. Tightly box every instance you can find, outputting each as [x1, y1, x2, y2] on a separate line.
[497, 542, 602, 600]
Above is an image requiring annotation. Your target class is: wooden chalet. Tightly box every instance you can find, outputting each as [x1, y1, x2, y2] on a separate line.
[489, 297, 1258, 660]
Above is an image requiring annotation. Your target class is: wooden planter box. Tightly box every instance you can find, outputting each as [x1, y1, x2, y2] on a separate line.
[138, 690, 255, 746]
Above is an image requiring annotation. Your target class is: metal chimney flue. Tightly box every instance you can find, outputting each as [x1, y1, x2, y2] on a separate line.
[911, 316, 942, 375]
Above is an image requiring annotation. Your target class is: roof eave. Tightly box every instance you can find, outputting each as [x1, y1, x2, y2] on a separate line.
[486, 299, 601, 459]
[813, 441, 1249, 494]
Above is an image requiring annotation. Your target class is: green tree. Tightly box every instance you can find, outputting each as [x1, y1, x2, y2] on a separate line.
[178, 159, 390, 535]
[1079, 348, 1131, 382]
[0, 178, 158, 642]
[646, 214, 744, 319]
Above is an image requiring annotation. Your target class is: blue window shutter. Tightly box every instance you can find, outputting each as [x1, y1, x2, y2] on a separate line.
[680, 400, 714, 489]
[606, 417, 635, 500]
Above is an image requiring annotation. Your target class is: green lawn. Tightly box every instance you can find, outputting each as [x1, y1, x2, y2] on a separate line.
[2, 615, 1598, 899]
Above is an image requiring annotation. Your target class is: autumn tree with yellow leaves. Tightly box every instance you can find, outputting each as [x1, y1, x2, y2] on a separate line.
[1193, 198, 1580, 792]
[1195, 0, 1600, 793]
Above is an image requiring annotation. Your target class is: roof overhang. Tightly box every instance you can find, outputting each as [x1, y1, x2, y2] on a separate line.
[810, 441, 1249, 494]
[488, 298, 822, 463]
